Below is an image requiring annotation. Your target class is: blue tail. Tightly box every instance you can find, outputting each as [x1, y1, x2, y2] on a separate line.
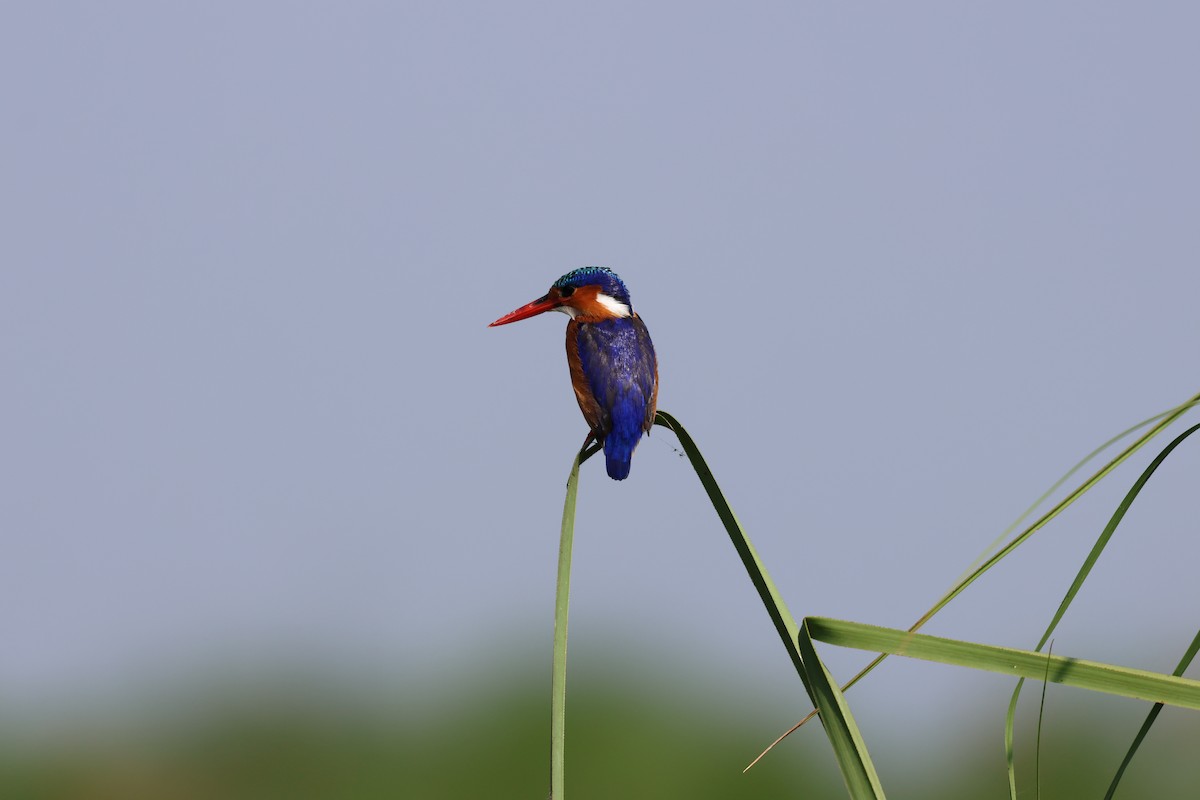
[604, 436, 635, 480]
[603, 393, 646, 480]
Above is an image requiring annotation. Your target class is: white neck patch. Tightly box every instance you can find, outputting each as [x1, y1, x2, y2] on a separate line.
[595, 293, 632, 318]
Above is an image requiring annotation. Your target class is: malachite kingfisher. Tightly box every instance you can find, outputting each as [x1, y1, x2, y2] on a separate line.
[490, 267, 659, 481]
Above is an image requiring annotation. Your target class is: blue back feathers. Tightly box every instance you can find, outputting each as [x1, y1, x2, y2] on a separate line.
[574, 314, 657, 480]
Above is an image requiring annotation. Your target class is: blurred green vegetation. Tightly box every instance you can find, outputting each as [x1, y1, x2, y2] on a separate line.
[2, 654, 1197, 799]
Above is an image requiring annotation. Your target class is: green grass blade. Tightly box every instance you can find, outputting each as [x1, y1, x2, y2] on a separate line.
[563, 416, 818, 787]
[551, 439, 601, 800]
[797, 619, 887, 799]
[1104, 629, 1200, 800]
[655, 412, 892, 786]
[653, 411, 808, 682]
[1034, 641, 1053, 800]
[560, 415, 828, 792]
[1004, 678, 1021, 800]
[1028, 422, 1200, 655]
[806, 618, 1200, 709]
[770, 391, 1200, 748]
[955, 399, 1199, 586]
[1003, 422, 1200, 798]
[907, 393, 1200, 645]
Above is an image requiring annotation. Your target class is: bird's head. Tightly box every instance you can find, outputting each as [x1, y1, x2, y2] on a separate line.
[489, 267, 634, 327]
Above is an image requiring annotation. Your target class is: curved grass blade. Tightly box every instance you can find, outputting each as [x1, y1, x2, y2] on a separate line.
[806, 617, 1200, 709]
[797, 619, 887, 799]
[756, 391, 1200, 762]
[1104, 629, 1200, 800]
[550, 438, 601, 800]
[1004, 422, 1200, 799]
[905, 395, 1200, 647]
[956, 398, 1199, 586]
[1035, 641, 1054, 800]
[558, 415, 837, 792]
[652, 411, 808, 681]
[652, 412, 889, 791]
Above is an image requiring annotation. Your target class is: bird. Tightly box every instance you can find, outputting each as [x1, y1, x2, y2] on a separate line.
[489, 267, 658, 481]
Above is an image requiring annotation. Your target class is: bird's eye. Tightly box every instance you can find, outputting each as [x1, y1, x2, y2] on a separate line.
[558, 286, 576, 298]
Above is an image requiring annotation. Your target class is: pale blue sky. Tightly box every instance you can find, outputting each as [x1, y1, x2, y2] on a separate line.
[2, 3, 1198, 751]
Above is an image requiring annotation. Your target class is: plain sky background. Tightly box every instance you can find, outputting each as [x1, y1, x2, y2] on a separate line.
[3, 1, 1198, 754]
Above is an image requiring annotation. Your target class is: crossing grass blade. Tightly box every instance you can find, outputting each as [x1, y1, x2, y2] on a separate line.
[1003, 422, 1200, 799]
[805, 617, 1200, 710]
[1034, 641, 1054, 800]
[1104, 629, 1200, 800]
[955, 397, 1200, 585]
[897, 392, 1200, 652]
[796, 619, 887, 799]
[754, 391, 1200, 762]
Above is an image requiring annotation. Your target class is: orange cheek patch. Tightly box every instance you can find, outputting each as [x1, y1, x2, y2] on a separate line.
[568, 285, 615, 323]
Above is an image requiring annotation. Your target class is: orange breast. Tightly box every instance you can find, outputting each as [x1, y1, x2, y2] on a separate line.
[565, 320, 604, 432]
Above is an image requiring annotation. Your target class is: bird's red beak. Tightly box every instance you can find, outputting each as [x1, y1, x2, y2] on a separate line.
[489, 293, 560, 327]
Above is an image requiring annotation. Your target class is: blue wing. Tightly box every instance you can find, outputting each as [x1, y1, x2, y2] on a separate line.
[575, 316, 657, 480]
